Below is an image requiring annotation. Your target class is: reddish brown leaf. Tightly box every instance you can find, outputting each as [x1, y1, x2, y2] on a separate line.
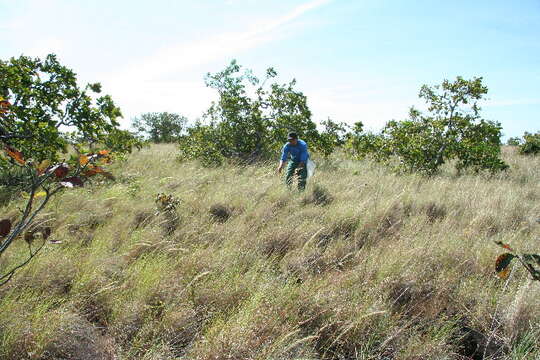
[83, 169, 97, 177]
[495, 241, 515, 252]
[83, 166, 114, 180]
[60, 176, 84, 187]
[24, 231, 34, 244]
[53, 163, 69, 178]
[0, 219, 11, 237]
[83, 165, 100, 177]
[42, 227, 52, 240]
[98, 150, 110, 156]
[495, 253, 515, 279]
[4, 146, 25, 165]
[0, 99, 10, 114]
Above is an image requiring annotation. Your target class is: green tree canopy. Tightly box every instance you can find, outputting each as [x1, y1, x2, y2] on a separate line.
[378, 77, 507, 174]
[179, 60, 327, 165]
[519, 131, 540, 155]
[0, 54, 122, 162]
[132, 112, 187, 143]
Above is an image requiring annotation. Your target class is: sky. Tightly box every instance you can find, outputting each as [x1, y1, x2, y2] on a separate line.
[1, 0, 539, 138]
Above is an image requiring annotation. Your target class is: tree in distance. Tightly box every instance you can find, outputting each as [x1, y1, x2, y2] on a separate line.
[132, 112, 188, 143]
[518, 131, 540, 155]
[348, 76, 508, 174]
[506, 136, 521, 146]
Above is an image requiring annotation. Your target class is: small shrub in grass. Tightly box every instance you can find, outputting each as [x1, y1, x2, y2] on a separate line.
[259, 232, 292, 259]
[302, 184, 333, 206]
[423, 202, 447, 222]
[155, 193, 180, 234]
[209, 203, 233, 223]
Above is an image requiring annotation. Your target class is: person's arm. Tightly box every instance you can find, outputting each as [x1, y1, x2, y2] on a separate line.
[277, 144, 288, 173]
[297, 142, 308, 168]
[277, 160, 286, 173]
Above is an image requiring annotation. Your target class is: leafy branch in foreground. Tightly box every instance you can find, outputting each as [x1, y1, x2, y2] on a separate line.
[0, 144, 115, 286]
[0, 53, 132, 286]
[494, 241, 540, 281]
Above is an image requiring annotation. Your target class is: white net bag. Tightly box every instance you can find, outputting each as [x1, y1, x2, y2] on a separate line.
[307, 159, 316, 179]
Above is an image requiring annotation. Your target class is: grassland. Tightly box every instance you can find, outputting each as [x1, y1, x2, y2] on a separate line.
[0, 144, 539, 359]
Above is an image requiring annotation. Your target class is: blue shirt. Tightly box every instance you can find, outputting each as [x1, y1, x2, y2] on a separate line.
[281, 139, 309, 163]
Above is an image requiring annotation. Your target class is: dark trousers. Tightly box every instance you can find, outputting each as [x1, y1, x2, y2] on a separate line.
[285, 161, 307, 191]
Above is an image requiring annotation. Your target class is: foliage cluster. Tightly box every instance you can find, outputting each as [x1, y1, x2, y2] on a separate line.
[347, 77, 508, 174]
[0, 147, 115, 285]
[132, 112, 187, 143]
[177, 61, 343, 166]
[495, 241, 540, 281]
[519, 131, 540, 155]
[0, 54, 140, 189]
[506, 131, 540, 155]
[0, 54, 122, 162]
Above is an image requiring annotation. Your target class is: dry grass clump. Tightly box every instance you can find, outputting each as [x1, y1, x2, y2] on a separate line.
[208, 203, 234, 223]
[0, 144, 538, 359]
[303, 184, 333, 206]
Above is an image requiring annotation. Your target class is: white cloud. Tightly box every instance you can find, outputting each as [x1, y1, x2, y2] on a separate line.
[112, 0, 331, 82]
[103, 0, 332, 126]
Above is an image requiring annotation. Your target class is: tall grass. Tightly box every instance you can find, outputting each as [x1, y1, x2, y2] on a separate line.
[0, 144, 538, 359]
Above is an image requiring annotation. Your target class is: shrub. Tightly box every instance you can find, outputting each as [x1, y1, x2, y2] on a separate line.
[519, 131, 540, 155]
[178, 60, 331, 165]
[345, 122, 386, 161]
[132, 112, 187, 143]
[347, 77, 508, 174]
[507, 136, 521, 146]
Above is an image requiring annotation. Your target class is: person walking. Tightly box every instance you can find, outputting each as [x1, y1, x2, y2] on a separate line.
[277, 132, 309, 191]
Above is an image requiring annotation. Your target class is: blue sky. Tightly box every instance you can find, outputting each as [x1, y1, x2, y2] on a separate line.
[1, 0, 538, 138]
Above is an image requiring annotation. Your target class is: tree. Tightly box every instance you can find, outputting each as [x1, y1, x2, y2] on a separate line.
[0, 54, 122, 162]
[506, 137, 521, 146]
[179, 60, 326, 165]
[0, 54, 124, 285]
[345, 121, 386, 160]
[518, 131, 540, 155]
[132, 112, 187, 143]
[377, 77, 507, 174]
[316, 118, 349, 158]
